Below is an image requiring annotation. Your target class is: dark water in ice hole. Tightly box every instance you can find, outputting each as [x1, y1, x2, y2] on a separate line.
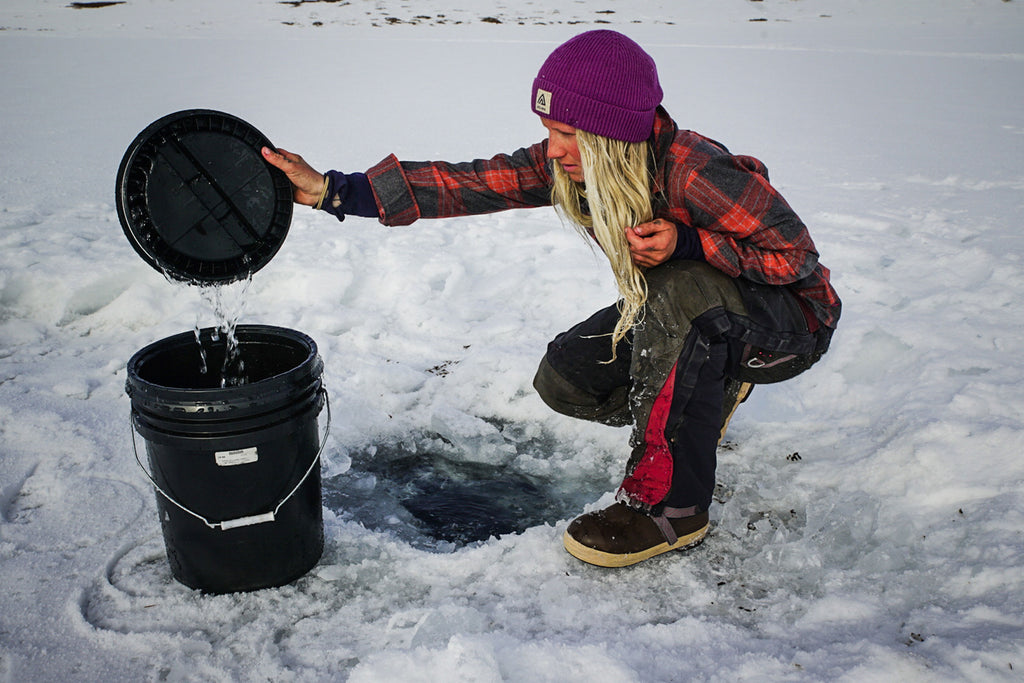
[322, 438, 597, 550]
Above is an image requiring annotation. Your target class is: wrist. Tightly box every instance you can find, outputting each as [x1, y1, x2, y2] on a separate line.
[670, 223, 704, 261]
[312, 174, 330, 210]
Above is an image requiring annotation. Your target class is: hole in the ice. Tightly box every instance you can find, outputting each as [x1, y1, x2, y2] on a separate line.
[323, 436, 588, 550]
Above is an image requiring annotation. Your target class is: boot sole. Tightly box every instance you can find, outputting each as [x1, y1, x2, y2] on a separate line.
[719, 381, 753, 443]
[562, 524, 709, 568]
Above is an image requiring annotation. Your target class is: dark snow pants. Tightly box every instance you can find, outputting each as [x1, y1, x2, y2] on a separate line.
[533, 261, 831, 512]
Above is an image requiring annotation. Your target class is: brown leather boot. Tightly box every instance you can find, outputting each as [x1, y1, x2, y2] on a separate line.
[563, 502, 709, 568]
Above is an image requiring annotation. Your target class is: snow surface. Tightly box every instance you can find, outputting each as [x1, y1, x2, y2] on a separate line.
[1, 0, 1023, 680]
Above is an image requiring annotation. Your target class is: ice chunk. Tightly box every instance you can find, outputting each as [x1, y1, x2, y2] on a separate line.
[429, 405, 516, 466]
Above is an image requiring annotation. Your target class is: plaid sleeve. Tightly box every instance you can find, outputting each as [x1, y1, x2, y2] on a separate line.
[684, 154, 819, 286]
[661, 138, 841, 328]
[365, 143, 553, 226]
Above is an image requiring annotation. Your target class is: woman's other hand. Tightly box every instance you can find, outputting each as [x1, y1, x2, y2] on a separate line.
[626, 218, 678, 268]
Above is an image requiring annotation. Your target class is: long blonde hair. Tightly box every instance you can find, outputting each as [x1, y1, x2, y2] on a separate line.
[551, 130, 654, 361]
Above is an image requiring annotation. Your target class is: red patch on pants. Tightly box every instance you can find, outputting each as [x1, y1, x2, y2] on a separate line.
[617, 362, 676, 507]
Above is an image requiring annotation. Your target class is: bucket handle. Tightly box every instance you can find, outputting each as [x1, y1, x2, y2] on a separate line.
[130, 387, 331, 531]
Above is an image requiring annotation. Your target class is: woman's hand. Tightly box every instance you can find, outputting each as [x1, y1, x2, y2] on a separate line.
[261, 147, 326, 206]
[626, 218, 678, 268]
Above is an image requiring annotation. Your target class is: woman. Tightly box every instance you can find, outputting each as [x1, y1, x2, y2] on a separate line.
[262, 30, 841, 568]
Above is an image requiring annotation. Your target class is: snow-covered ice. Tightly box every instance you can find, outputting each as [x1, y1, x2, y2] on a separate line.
[1, 1, 1022, 680]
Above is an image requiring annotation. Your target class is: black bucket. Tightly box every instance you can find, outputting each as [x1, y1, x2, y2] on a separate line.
[126, 325, 327, 593]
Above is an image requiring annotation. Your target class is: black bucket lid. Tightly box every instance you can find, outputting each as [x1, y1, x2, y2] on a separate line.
[116, 109, 293, 285]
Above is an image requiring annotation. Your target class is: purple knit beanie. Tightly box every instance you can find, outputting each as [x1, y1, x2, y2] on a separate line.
[532, 30, 662, 143]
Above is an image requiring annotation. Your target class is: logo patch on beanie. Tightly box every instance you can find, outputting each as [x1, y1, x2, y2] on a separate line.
[535, 89, 552, 115]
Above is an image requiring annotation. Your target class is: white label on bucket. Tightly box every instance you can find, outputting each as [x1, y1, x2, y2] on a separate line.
[215, 447, 259, 467]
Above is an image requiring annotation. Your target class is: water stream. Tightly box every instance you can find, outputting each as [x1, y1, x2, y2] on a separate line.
[193, 275, 253, 387]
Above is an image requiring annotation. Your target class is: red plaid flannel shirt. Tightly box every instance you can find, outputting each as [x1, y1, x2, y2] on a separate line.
[365, 107, 840, 328]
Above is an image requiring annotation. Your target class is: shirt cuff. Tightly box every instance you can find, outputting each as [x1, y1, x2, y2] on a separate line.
[670, 223, 705, 261]
[319, 171, 379, 221]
